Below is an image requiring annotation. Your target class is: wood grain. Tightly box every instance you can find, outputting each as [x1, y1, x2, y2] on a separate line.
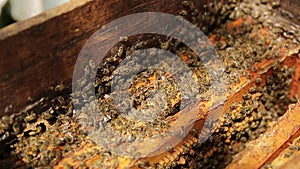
[226, 102, 300, 169]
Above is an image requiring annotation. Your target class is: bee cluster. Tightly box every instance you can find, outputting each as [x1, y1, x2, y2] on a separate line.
[209, 0, 300, 86]
[0, 86, 92, 167]
[0, 0, 300, 168]
[188, 66, 297, 169]
[179, 0, 240, 34]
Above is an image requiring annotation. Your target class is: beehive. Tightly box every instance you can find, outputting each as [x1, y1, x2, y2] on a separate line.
[0, 0, 300, 168]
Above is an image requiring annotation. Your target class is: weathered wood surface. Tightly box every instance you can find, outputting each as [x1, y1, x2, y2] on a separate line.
[227, 103, 300, 169]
